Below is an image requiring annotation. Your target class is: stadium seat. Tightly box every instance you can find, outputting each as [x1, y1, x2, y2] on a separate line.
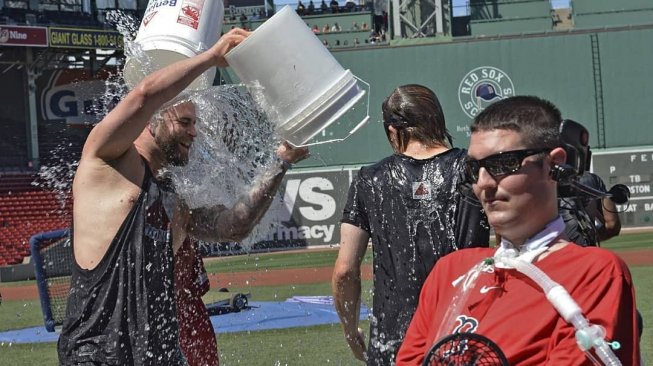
[0, 173, 71, 266]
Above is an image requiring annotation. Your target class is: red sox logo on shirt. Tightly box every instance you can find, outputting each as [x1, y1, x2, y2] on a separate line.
[440, 316, 480, 358]
[453, 315, 479, 334]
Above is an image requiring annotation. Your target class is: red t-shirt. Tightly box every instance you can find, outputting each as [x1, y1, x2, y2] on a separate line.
[175, 239, 219, 366]
[396, 245, 640, 366]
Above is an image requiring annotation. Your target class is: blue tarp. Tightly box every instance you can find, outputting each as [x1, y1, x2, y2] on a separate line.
[0, 300, 370, 344]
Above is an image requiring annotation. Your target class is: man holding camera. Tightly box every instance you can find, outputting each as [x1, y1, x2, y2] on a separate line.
[559, 171, 622, 246]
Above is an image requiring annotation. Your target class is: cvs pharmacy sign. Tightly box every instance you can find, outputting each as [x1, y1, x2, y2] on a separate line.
[250, 169, 352, 248]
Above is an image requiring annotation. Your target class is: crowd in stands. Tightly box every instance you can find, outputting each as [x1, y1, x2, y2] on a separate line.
[224, 0, 373, 29]
[225, 9, 267, 29]
[297, 0, 372, 16]
[0, 5, 135, 28]
[312, 20, 370, 33]
[320, 28, 386, 48]
[222, 1, 387, 48]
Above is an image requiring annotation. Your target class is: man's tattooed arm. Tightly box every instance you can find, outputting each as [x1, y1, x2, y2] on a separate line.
[188, 162, 289, 242]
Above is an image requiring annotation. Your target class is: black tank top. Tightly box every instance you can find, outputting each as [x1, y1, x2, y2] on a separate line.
[58, 166, 187, 365]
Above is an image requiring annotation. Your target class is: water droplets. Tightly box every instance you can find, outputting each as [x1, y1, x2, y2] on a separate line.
[105, 10, 139, 43]
[165, 86, 279, 217]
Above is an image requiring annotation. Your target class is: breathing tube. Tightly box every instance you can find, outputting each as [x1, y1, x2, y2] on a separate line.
[494, 249, 622, 366]
[433, 259, 492, 343]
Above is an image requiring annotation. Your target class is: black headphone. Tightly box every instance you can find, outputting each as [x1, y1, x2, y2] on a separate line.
[383, 113, 455, 147]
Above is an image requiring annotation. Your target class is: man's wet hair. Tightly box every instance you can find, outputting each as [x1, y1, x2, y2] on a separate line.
[382, 84, 451, 152]
[471, 95, 562, 150]
[151, 92, 195, 128]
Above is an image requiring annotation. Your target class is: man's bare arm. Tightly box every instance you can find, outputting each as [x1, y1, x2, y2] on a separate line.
[189, 161, 288, 242]
[597, 197, 621, 242]
[82, 28, 250, 162]
[332, 223, 370, 362]
[188, 142, 309, 242]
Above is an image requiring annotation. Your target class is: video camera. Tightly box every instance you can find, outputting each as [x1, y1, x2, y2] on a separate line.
[554, 120, 630, 205]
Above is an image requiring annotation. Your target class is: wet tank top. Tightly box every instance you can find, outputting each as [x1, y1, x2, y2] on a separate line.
[58, 165, 187, 365]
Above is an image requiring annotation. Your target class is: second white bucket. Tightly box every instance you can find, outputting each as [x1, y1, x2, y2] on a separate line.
[224, 6, 367, 146]
[123, 0, 224, 90]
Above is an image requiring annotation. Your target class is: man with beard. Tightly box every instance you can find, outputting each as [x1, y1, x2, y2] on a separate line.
[57, 28, 308, 365]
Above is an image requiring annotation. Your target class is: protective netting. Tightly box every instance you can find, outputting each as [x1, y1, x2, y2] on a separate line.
[423, 333, 509, 366]
[34, 236, 73, 330]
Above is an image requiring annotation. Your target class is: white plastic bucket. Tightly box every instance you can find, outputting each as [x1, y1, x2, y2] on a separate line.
[123, 0, 224, 90]
[224, 6, 368, 146]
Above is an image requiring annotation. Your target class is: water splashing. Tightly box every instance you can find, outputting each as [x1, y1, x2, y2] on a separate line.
[166, 86, 279, 210]
[105, 10, 139, 43]
[34, 11, 288, 251]
[34, 10, 136, 207]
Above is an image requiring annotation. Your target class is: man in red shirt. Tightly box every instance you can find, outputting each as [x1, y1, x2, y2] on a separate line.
[175, 238, 217, 365]
[396, 96, 640, 365]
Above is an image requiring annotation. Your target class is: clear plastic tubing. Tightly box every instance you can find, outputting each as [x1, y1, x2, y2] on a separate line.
[498, 256, 621, 366]
[433, 259, 492, 342]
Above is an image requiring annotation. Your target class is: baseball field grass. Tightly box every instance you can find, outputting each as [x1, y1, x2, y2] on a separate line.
[0, 232, 651, 365]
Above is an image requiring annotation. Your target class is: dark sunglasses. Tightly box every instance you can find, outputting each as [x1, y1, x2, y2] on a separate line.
[464, 148, 551, 183]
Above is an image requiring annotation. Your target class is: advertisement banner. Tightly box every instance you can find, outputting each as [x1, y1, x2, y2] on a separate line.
[0, 25, 48, 47]
[48, 27, 123, 49]
[38, 69, 118, 126]
[251, 168, 354, 248]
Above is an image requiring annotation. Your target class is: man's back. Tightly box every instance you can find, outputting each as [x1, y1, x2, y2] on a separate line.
[342, 148, 489, 364]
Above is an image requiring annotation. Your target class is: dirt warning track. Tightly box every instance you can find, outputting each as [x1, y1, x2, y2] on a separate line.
[1, 249, 651, 301]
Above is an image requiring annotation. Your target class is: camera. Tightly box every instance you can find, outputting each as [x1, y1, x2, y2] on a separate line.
[555, 119, 630, 204]
[560, 119, 592, 177]
[551, 119, 591, 187]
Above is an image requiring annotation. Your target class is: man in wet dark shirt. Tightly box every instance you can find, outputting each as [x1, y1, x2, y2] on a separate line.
[57, 29, 309, 366]
[332, 84, 490, 365]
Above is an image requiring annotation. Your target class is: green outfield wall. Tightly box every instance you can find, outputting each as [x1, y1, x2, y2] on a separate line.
[573, 0, 653, 30]
[3, 2, 653, 235]
[221, 23, 653, 231]
[223, 25, 653, 168]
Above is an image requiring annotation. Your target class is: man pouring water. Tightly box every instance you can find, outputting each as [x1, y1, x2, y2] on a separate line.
[57, 27, 309, 365]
